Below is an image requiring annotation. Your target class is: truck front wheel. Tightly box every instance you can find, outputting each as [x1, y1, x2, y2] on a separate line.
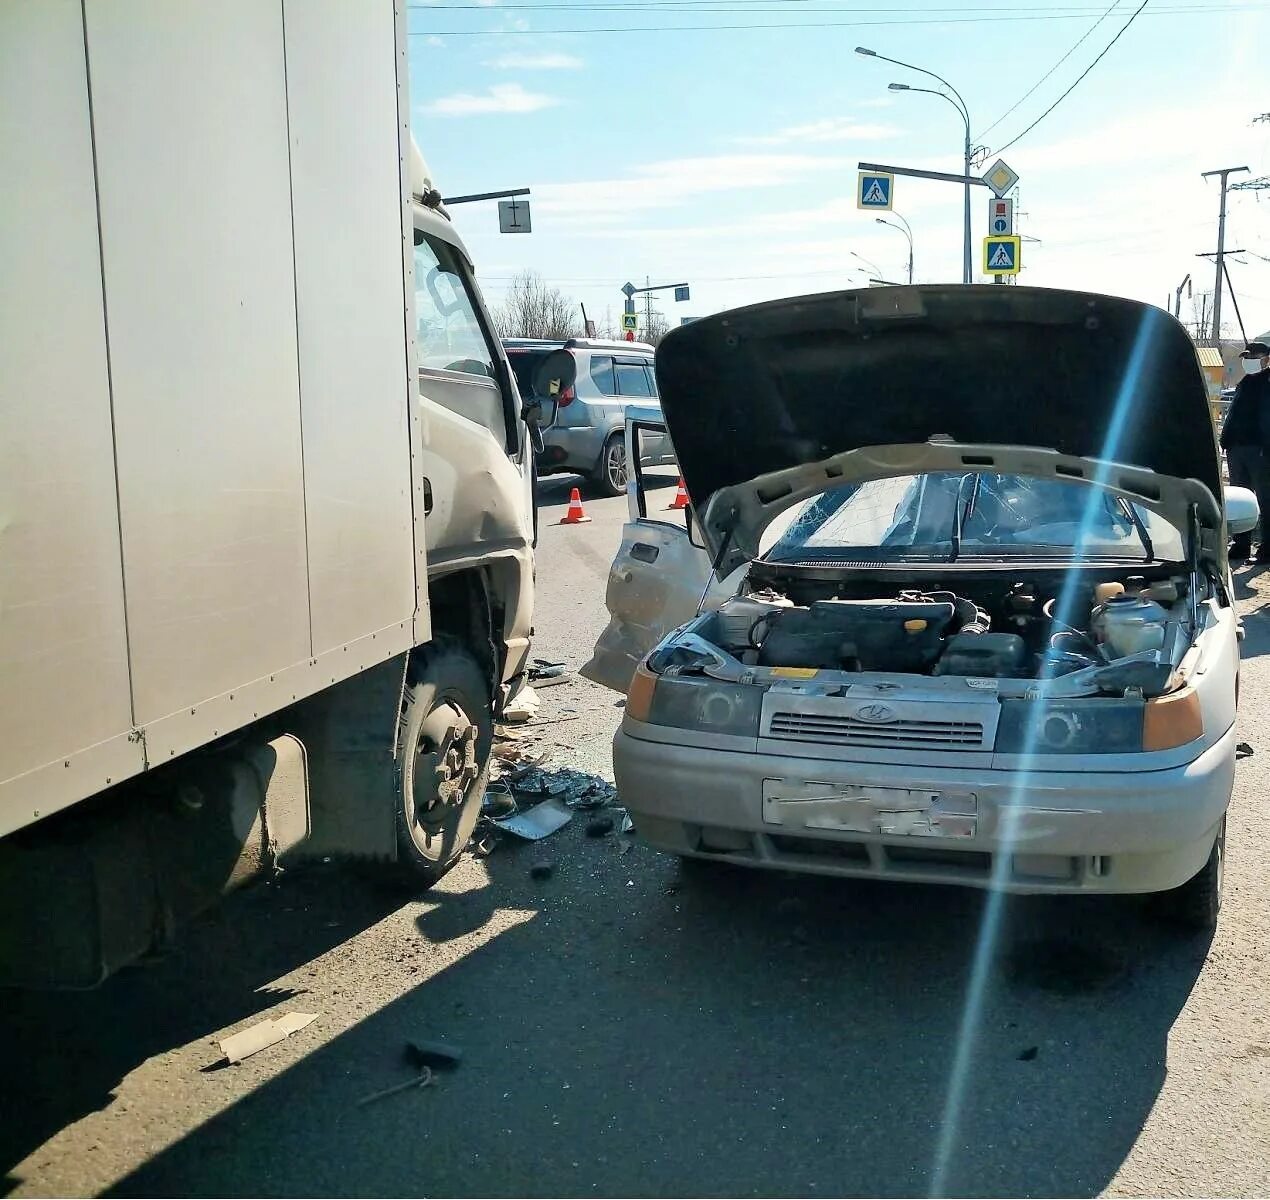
[396, 637, 493, 885]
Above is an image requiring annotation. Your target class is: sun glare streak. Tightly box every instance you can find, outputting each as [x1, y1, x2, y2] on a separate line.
[928, 308, 1161, 1197]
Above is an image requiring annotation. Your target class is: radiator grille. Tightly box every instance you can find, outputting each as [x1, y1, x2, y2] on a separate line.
[768, 711, 985, 749]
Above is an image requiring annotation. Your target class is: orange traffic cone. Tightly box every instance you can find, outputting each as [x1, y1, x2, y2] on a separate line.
[559, 486, 592, 524]
[668, 478, 689, 510]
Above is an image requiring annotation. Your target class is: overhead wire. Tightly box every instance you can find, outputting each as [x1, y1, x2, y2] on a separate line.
[407, 1, 1255, 32]
[977, 0, 1122, 138]
[988, 0, 1150, 153]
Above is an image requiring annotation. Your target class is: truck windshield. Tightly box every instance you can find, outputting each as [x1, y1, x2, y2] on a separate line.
[760, 472, 1185, 563]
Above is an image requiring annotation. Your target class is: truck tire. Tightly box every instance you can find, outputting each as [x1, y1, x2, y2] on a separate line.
[1155, 816, 1224, 933]
[591, 433, 628, 497]
[395, 636, 493, 885]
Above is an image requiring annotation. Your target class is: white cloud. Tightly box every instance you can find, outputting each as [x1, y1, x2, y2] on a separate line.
[486, 51, 583, 70]
[423, 83, 560, 117]
[532, 153, 844, 220]
[736, 118, 900, 147]
[424, 35, 444, 47]
[859, 97, 896, 109]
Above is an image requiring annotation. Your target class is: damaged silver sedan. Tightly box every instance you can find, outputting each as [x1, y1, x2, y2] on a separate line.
[584, 286, 1258, 931]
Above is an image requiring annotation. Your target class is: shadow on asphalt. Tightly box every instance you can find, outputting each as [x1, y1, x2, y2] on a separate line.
[0, 866, 402, 1195]
[1233, 564, 1270, 660]
[31, 826, 1210, 1200]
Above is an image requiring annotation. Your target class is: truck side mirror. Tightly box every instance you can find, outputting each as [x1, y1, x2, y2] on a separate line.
[530, 348, 577, 401]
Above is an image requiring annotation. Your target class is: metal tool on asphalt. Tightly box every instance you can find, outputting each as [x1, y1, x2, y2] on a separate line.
[357, 1065, 434, 1107]
[559, 487, 592, 524]
[667, 478, 689, 510]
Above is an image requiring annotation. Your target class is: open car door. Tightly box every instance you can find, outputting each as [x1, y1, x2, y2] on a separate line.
[581, 408, 716, 693]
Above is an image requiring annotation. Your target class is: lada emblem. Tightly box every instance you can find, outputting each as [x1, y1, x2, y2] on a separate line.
[854, 702, 897, 723]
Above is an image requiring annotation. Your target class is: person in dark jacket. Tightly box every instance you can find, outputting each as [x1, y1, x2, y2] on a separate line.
[1221, 340, 1270, 561]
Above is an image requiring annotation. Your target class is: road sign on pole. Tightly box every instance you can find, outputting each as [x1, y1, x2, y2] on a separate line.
[857, 171, 894, 210]
[983, 159, 1019, 199]
[674, 285, 690, 302]
[988, 197, 1014, 236]
[497, 197, 532, 233]
[983, 235, 1021, 276]
[621, 313, 638, 332]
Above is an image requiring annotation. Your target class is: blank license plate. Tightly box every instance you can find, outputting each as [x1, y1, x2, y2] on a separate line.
[762, 780, 977, 839]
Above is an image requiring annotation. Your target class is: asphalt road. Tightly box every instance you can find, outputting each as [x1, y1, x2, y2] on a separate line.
[5, 471, 1270, 1198]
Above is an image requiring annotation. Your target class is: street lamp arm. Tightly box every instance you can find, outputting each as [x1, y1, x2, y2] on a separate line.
[863, 48, 969, 123]
[895, 84, 970, 138]
[875, 217, 913, 249]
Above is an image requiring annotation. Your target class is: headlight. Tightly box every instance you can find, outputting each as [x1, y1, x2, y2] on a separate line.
[649, 675, 764, 737]
[996, 698, 1144, 754]
[625, 663, 763, 738]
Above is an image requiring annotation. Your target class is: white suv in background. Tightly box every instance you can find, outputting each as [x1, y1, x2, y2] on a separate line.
[505, 338, 674, 496]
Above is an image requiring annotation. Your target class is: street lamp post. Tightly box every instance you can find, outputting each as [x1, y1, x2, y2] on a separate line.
[856, 47, 973, 285]
[876, 214, 913, 284]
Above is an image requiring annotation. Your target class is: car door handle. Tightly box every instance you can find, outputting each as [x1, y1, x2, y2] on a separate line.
[631, 542, 659, 563]
[423, 477, 434, 515]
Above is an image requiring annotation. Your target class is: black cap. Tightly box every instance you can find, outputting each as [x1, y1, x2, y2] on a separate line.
[1242, 341, 1270, 357]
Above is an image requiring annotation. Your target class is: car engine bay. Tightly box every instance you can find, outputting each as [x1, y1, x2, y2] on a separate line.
[683, 571, 1204, 698]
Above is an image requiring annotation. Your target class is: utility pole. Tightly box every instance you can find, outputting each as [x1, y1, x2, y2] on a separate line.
[1173, 273, 1191, 320]
[1201, 166, 1249, 343]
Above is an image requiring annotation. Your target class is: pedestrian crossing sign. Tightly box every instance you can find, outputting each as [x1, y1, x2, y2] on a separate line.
[983, 235, 1021, 276]
[857, 171, 893, 210]
[621, 313, 638, 331]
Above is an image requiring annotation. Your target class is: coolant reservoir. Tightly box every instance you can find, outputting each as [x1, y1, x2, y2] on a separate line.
[1091, 593, 1168, 657]
[1094, 581, 1125, 605]
[715, 593, 792, 650]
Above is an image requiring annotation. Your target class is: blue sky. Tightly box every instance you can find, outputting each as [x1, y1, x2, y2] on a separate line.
[407, 0, 1270, 339]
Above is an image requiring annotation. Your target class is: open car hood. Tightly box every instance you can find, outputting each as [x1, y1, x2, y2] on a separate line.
[653, 286, 1223, 578]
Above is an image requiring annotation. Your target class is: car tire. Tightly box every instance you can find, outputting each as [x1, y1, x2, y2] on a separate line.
[591, 433, 628, 497]
[1155, 816, 1225, 933]
[394, 636, 493, 886]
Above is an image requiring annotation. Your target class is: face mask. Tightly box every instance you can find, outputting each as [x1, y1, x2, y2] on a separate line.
[1243, 358, 1265, 376]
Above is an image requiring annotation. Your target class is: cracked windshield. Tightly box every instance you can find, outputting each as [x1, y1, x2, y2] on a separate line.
[4, 0, 1269, 1198]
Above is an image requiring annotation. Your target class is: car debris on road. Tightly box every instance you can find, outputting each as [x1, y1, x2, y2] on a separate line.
[217, 1011, 318, 1066]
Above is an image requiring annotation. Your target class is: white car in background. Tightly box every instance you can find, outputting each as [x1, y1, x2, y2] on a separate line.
[585, 286, 1257, 931]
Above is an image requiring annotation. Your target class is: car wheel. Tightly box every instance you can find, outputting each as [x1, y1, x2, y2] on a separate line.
[1155, 816, 1225, 932]
[394, 636, 493, 886]
[591, 433, 628, 497]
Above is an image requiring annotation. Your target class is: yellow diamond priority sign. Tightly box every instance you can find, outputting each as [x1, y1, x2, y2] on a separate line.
[983, 158, 1020, 199]
[983, 235, 1021, 276]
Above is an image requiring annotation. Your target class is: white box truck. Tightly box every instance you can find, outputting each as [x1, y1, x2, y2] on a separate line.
[0, 1, 568, 987]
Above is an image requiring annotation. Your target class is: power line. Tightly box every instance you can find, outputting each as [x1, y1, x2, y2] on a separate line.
[410, 0, 1201, 7]
[409, 0, 1225, 8]
[989, 0, 1150, 154]
[977, 0, 1121, 138]
[408, 0, 1253, 32]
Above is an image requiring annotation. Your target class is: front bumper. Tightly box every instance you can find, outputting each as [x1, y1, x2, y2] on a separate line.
[613, 723, 1235, 895]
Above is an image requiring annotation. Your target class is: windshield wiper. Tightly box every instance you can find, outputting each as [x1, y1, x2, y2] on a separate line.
[948, 473, 981, 563]
[1116, 496, 1154, 562]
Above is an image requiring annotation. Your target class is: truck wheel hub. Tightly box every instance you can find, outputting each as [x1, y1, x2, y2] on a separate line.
[415, 702, 478, 817]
